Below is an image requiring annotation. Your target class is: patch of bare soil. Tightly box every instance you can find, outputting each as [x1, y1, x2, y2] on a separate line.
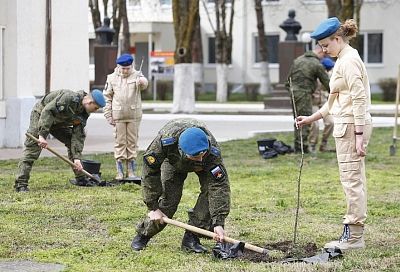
[240, 240, 318, 263]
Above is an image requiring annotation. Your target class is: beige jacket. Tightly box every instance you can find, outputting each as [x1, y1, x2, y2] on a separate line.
[319, 45, 372, 126]
[103, 67, 148, 122]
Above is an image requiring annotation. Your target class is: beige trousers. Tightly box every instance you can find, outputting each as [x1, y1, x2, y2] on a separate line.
[114, 120, 140, 161]
[309, 105, 334, 145]
[333, 122, 373, 226]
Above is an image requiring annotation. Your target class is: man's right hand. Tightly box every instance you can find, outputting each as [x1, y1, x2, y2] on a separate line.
[148, 209, 167, 224]
[38, 135, 48, 149]
[106, 116, 115, 126]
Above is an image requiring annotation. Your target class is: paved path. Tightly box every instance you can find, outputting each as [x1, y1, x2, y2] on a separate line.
[0, 111, 396, 161]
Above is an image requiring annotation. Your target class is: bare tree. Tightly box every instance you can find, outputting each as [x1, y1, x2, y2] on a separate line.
[101, 0, 130, 51]
[119, 0, 131, 53]
[202, 0, 235, 102]
[254, 0, 272, 95]
[191, 14, 205, 94]
[89, 0, 102, 29]
[325, 0, 363, 50]
[171, 0, 200, 113]
[112, 0, 121, 46]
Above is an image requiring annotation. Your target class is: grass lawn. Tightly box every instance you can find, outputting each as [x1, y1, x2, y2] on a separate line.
[0, 128, 399, 271]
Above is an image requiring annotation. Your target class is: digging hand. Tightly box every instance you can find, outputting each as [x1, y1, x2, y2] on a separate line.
[148, 209, 167, 224]
[213, 226, 225, 242]
[38, 135, 48, 149]
[73, 159, 83, 172]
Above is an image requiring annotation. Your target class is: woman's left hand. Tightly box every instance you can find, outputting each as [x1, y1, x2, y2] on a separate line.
[355, 135, 366, 157]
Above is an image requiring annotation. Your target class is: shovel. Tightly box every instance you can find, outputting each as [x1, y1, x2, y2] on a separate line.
[26, 133, 141, 185]
[390, 64, 400, 156]
[162, 217, 268, 255]
[26, 133, 102, 183]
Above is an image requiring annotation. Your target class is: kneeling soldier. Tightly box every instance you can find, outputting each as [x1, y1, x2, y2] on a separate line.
[131, 118, 231, 253]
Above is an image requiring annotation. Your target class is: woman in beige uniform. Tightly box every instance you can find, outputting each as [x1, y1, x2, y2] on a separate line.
[296, 17, 373, 251]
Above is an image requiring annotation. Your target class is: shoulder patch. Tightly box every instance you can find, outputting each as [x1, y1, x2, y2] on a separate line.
[210, 165, 226, 181]
[144, 153, 159, 168]
[161, 137, 176, 147]
[210, 146, 221, 157]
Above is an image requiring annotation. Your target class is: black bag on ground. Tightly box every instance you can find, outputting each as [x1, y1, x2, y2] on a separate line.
[262, 147, 278, 159]
[212, 242, 245, 259]
[272, 140, 294, 155]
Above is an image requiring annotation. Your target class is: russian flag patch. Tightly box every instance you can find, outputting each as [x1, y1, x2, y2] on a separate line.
[210, 165, 225, 181]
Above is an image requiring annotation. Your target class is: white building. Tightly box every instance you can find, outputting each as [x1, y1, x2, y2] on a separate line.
[89, 0, 399, 92]
[0, 0, 89, 147]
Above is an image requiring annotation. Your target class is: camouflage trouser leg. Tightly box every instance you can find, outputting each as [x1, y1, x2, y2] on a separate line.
[292, 90, 312, 151]
[188, 171, 212, 231]
[136, 161, 187, 237]
[15, 111, 42, 189]
[50, 127, 83, 179]
[15, 137, 42, 189]
[309, 105, 320, 146]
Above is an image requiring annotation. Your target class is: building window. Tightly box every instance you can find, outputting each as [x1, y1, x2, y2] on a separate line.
[207, 0, 232, 3]
[208, 37, 216, 64]
[357, 32, 383, 64]
[129, 0, 141, 7]
[254, 34, 279, 64]
[89, 39, 95, 65]
[160, 0, 171, 5]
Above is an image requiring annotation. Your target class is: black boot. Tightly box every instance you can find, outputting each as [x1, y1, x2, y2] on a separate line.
[131, 234, 151, 251]
[15, 185, 29, 192]
[181, 231, 208, 253]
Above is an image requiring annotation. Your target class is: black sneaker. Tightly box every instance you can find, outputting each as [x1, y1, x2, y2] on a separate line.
[131, 234, 151, 251]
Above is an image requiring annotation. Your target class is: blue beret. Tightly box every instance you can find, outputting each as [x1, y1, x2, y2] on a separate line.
[178, 127, 209, 156]
[116, 54, 134, 66]
[310, 17, 340, 40]
[321, 57, 335, 70]
[91, 89, 106, 107]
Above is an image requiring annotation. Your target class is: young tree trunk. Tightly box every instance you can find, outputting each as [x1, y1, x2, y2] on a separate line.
[214, 0, 235, 102]
[191, 13, 204, 93]
[89, 0, 102, 29]
[112, 0, 120, 47]
[119, 0, 130, 54]
[254, 0, 272, 95]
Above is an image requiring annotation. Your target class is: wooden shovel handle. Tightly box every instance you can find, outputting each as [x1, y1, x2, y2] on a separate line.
[162, 217, 267, 254]
[25, 133, 100, 182]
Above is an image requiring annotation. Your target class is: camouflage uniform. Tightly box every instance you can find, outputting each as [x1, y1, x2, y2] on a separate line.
[14, 90, 90, 190]
[286, 51, 330, 152]
[136, 118, 231, 238]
